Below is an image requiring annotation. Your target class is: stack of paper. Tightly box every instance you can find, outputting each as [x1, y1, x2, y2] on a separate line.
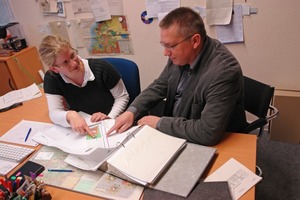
[0, 83, 42, 111]
[106, 125, 187, 185]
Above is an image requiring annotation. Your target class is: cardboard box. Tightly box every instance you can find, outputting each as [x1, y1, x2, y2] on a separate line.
[270, 89, 300, 144]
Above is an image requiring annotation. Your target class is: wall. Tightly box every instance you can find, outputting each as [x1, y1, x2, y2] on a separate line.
[9, 0, 300, 91]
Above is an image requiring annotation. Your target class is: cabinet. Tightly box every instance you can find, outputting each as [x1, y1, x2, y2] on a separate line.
[270, 89, 300, 144]
[0, 46, 43, 96]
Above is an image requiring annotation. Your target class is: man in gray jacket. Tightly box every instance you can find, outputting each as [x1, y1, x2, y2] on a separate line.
[107, 7, 248, 146]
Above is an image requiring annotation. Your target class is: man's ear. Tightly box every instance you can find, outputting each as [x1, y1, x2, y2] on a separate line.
[192, 34, 201, 49]
[49, 66, 59, 73]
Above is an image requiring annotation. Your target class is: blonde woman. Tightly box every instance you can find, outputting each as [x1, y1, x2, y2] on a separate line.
[39, 35, 129, 136]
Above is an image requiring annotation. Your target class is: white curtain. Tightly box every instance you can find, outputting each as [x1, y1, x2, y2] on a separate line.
[0, 0, 16, 27]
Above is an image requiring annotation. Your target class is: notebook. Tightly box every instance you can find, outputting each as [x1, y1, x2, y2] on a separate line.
[143, 181, 231, 200]
[148, 142, 216, 197]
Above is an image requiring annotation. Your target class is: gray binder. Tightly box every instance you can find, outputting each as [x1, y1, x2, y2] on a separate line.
[148, 142, 217, 197]
[144, 181, 231, 200]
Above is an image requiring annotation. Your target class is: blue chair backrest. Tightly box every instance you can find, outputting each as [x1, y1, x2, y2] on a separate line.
[101, 58, 141, 105]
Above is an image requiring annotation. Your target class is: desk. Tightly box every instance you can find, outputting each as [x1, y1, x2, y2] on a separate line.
[0, 46, 43, 96]
[0, 93, 257, 200]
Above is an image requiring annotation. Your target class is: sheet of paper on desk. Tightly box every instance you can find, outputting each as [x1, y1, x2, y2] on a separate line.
[0, 159, 19, 176]
[64, 126, 140, 171]
[0, 120, 53, 146]
[78, 111, 101, 127]
[32, 119, 132, 155]
[0, 83, 42, 110]
[204, 157, 262, 200]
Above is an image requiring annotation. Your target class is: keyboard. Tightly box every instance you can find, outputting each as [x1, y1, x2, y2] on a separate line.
[0, 142, 35, 162]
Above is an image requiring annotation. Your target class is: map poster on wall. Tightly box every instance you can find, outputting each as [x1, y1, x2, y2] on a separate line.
[77, 16, 133, 55]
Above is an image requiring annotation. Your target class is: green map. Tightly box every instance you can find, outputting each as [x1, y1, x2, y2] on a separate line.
[86, 16, 132, 55]
[31, 146, 143, 199]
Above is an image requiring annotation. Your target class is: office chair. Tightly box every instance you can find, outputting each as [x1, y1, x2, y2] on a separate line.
[101, 57, 141, 105]
[239, 76, 279, 177]
[240, 76, 279, 139]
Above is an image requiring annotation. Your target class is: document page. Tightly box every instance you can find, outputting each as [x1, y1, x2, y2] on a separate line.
[64, 147, 113, 171]
[107, 125, 186, 185]
[0, 83, 42, 110]
[64, 126, 140, 171]
[32, 119, 128, 155]
[0, 120, 53, 146]
[33, 125, 96, 155]
[206, 0, 233, 25]
[205, 158, 262, 200]
[0, 160, 18, 176]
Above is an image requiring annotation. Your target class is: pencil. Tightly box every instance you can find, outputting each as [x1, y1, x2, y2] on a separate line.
[24, 128, 32, 142]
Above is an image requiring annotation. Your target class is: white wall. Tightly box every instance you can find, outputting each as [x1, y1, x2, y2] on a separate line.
[9, 0, 300, 91]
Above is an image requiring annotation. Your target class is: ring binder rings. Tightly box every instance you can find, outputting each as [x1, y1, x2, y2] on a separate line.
[115, 125, 141, 148]
[64, 125, 142, 171]
[99, 124, 217, 197]
[103, 125, 187, 186]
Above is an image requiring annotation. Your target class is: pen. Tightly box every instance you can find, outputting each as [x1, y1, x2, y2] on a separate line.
[7, 181, 12, 193]
[24, 128, 32, 142]
[47, 169, 74, 172]
[30, 172, 36, 180]
[0, 179, 7, 188]
[0, 102, 22, 112]
[15, 172, 21, 177]
[15, 178, 20, 190]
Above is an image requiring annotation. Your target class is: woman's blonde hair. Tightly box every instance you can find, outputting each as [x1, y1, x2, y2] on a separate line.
[39, 35, 72, 67]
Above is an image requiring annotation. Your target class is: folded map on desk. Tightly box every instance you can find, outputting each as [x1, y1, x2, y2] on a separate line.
[32, 119, 129, 155]
[32, 119, 137, 171]
[31, 146, 144, 200]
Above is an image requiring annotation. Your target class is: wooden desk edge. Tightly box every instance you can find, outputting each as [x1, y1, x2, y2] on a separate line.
[0, 93, 257, 200]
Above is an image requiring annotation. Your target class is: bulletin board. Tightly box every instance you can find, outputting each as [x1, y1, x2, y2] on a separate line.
[8, 0, 300, 91]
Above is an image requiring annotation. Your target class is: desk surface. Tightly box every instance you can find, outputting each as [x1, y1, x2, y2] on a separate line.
[0, 93, 257, 200]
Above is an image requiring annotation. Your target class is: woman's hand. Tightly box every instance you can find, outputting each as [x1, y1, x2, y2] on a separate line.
[90, 112, 110, 122]
[66, 111, 95, 137]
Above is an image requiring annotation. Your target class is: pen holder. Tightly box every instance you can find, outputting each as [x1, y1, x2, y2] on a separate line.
[0, 176, 52, 200]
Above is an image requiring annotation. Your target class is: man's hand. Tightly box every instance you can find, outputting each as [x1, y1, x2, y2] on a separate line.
[67, 111, 96, 138]
[137, 115, 160, 129]
[106, 111, 135, 136]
